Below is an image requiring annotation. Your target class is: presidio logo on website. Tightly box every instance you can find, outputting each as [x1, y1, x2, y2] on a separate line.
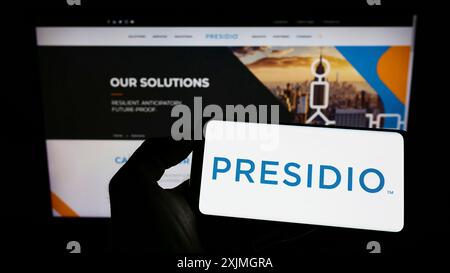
[205, 33, 239, 39]
[210, 157, 385, 193]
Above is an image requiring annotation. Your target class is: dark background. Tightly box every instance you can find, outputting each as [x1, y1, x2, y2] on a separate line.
[6, 0, 448, 263]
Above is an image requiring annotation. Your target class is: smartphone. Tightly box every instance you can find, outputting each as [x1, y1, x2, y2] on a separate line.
[194, 120, 404, 232]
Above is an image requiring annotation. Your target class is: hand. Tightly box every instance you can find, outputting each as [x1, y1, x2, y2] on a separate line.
[109, 137, 315, 254]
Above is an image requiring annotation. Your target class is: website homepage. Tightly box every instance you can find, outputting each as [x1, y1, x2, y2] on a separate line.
[36, 26, 415, 217]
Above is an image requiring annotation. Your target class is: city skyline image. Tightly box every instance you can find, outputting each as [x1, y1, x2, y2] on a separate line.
[232, 46, 376, 92]
[232, 46, 389, 128]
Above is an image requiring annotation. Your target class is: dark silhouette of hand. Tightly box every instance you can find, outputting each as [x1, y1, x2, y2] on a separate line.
[109, 137, 315, 254]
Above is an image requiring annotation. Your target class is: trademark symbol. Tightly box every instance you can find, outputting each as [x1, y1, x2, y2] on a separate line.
[387, 190, 394, 195]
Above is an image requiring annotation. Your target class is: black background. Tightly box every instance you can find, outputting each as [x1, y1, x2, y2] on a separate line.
[6, 0, 448, 264]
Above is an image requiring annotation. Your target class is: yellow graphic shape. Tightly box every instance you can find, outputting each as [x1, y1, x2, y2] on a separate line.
[51, 192, 79, 217]
[377, 46, 411, 104]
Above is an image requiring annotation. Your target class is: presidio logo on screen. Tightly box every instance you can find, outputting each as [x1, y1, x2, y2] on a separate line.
[200, 121, 403, 231]
[205, 33, 239, 39]
[210, 157, 385, 193]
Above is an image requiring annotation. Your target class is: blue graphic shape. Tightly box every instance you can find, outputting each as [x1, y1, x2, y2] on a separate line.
[336, 46, 405, 129]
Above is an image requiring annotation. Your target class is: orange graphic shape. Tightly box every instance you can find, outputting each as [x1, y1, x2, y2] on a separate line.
[377, 46, 411, 104]
[51, 192, 79, 217]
